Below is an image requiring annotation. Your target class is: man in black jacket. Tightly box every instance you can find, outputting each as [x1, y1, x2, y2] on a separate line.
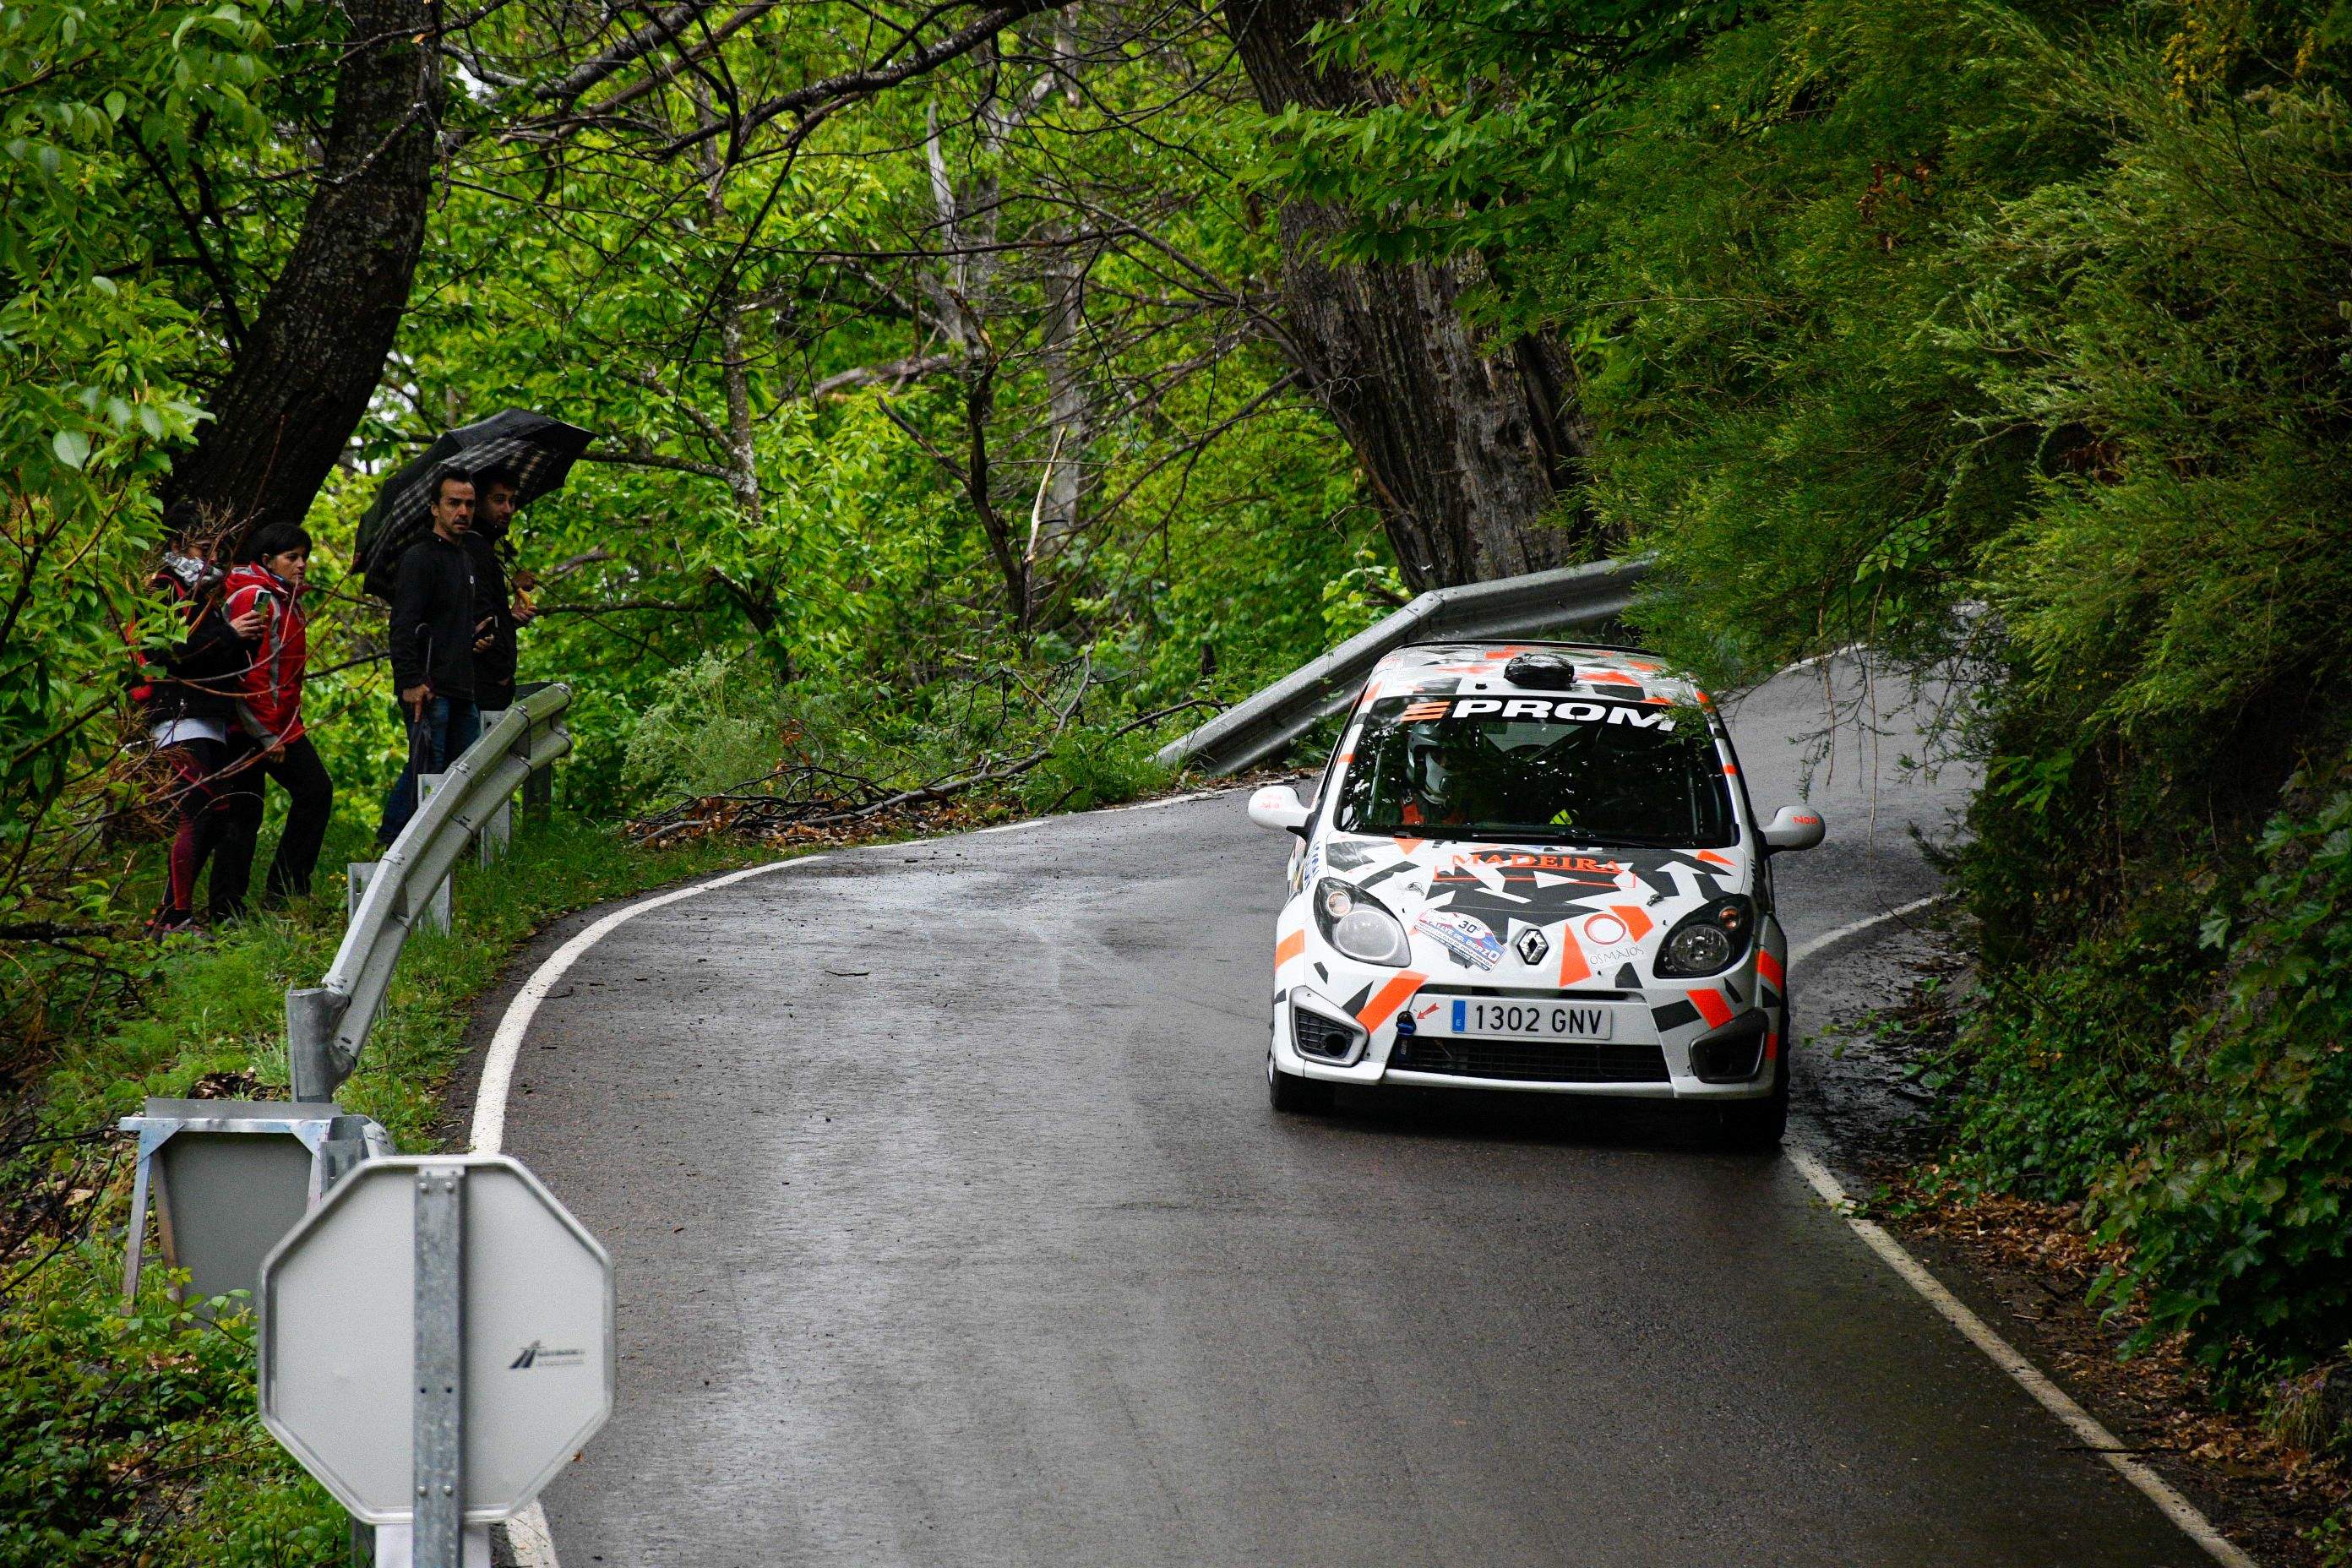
[466, 465, 537, 713]
[377, 468, 482, 844]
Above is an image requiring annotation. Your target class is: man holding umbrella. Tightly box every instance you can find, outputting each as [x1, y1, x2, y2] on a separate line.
[467, 465, 537, 714]
[356, 409, 591, 840]
[377, 468, 482, 844]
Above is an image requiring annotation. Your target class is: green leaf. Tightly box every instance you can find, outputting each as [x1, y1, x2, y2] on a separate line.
[50, 430, 90, 470]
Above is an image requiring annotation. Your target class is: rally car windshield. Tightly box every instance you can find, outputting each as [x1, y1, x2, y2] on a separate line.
[1331, 695, 1738, 847]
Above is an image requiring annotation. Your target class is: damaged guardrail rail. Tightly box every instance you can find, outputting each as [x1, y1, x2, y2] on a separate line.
[1156, 555, 1652, 777]
[286, 683, 573, 1102]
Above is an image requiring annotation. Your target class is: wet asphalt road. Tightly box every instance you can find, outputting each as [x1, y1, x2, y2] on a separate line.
[502, 660, 2208, 1567]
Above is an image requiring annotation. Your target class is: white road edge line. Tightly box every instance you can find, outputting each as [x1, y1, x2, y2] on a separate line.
[1786, 892, 1942, 968]
[471, 854, 833, 1568]
[474, 787, 1246, 1565]
[1787, 906, 2254, 1568]
[470, 856, 830, 1157]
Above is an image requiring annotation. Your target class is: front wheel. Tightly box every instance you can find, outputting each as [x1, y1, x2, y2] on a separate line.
[1268, 1049, 1336, 1114]
[1718, 1048, 1789, 1150]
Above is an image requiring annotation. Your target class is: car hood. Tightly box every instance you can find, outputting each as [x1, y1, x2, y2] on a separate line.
[1305, 832, 1753, 987]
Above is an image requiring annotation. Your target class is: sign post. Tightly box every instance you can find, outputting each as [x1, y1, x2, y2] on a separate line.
[258, 1155, 614, 1568]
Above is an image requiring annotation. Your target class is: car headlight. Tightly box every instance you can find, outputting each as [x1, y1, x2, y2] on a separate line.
[1654, 896, 1756, 977]
[1313, 878, 1411, 966]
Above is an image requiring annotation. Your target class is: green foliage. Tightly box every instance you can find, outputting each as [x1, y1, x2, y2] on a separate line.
[0, 1249, 336, 1568]
[2085, 762, 2352, 1364]
[0, 814, 771, 1562]
[0, 0, 289, 1055]
[1266, 0, 2352, 1374]
[1015, 728, 1170, 815]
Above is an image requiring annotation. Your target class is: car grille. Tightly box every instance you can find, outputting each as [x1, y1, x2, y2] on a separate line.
[1386, 1037, 1670, 1084]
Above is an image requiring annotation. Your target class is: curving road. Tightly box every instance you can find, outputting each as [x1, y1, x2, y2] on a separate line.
[495, 659, 2212, 1567]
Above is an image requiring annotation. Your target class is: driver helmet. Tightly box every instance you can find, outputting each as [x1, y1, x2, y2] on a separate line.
[1406, 727, 1455, 807]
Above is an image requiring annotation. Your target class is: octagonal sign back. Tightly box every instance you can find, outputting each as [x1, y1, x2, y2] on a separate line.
[258, 1154, 615, 1523]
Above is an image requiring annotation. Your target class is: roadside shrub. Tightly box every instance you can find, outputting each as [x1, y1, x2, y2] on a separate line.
[1930, 926, 2210, 1206]
[2084, 760, 2352, 1367]
[622, 653, 882, 803]
[0, 1249, 339, 1568]
[1015, 728, 1171, 814]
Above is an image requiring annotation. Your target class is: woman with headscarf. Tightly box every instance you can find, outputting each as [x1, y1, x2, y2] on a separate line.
[211, 524, 335, 916]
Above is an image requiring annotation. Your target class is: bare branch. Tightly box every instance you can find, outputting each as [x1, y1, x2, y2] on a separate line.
[658, 0, 1059, 161]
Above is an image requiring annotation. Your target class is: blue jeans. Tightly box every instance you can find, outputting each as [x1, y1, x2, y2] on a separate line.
[378, 696, 481, 844]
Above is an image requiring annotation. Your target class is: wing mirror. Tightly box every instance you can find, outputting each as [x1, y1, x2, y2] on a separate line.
[1248, 784, 1312, 837]
[1761, 805, 1826, 852]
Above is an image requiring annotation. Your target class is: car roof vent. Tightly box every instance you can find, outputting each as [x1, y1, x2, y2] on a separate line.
[1503, 652, 1580, 690]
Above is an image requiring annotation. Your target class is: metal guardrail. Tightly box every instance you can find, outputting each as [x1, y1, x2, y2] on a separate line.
[286, 684, 574, 1102]
[1156, 555, 1652, 776]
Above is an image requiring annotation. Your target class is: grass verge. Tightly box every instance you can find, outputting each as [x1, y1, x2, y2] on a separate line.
[0, 812, 774, 1568]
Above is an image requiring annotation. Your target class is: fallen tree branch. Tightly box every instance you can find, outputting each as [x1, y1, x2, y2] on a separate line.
[0, 922, 122, 942]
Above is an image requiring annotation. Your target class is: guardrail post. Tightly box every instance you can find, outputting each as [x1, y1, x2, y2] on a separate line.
[476, 710, 514, 867]
[516, 682, 557, 823]
[413, 775, 466, 916]
[477, 795, 512, 868]
[287, 988, 344, 1104]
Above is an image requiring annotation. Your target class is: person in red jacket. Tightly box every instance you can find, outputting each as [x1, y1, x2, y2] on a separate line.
[211, 523, 335, 916]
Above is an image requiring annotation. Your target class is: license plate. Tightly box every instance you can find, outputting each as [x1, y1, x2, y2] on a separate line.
[1445, 999, 1616, 1041]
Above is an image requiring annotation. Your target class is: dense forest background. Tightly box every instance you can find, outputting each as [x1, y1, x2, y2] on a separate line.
[3, 0, 2350, 1556]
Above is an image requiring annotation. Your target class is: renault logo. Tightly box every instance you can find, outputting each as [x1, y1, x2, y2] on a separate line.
[1514, 927, 1549, 966]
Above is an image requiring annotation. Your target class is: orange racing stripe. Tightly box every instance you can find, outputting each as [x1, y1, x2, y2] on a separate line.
[1356, 972, 1426, 1032]
[1688, 988, 1735, 1029]
[1275, 930, 1306, 972]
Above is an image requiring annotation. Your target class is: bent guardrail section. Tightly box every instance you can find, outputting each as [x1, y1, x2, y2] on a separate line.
[1156, 555, 1652, 777]
[286, 683, 574, 1102]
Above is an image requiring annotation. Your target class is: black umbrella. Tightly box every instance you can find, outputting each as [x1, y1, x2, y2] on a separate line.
[355, 409, 593, 599]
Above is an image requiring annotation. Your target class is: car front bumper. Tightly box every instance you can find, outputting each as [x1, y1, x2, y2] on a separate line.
[1271, 976, 1782, 1101]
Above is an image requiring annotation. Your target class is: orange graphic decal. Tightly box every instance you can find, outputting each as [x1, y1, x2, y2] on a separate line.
[1609, 904, 1655, 941]
[1693, 850, 1734, 868]
[1756, 949, 1784, 989]
[1584, 669, 1641, 686]
[1275, 930, 1305, 972]
[1356, 972, 1426, 1032]
[1397, 700, 1451, 722]
[1557, 938, 1592, 988]
[1393, 836, 1426, 854]
[1689, 988, 1735, 1029]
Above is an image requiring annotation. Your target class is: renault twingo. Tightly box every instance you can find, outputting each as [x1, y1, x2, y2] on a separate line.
[1249, 643, 1824, 1145]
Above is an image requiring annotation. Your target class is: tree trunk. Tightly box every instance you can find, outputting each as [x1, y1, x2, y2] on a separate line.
[1222, 0, 1598, 590]
[161, 0, 444, 541]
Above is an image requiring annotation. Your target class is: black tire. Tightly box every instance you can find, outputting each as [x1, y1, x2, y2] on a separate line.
[1718, 1032, 1791, 1150]
[1267, 1049, 1337, 1114]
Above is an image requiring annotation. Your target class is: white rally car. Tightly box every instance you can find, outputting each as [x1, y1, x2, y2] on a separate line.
[1249, 642, 1824, 1145]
